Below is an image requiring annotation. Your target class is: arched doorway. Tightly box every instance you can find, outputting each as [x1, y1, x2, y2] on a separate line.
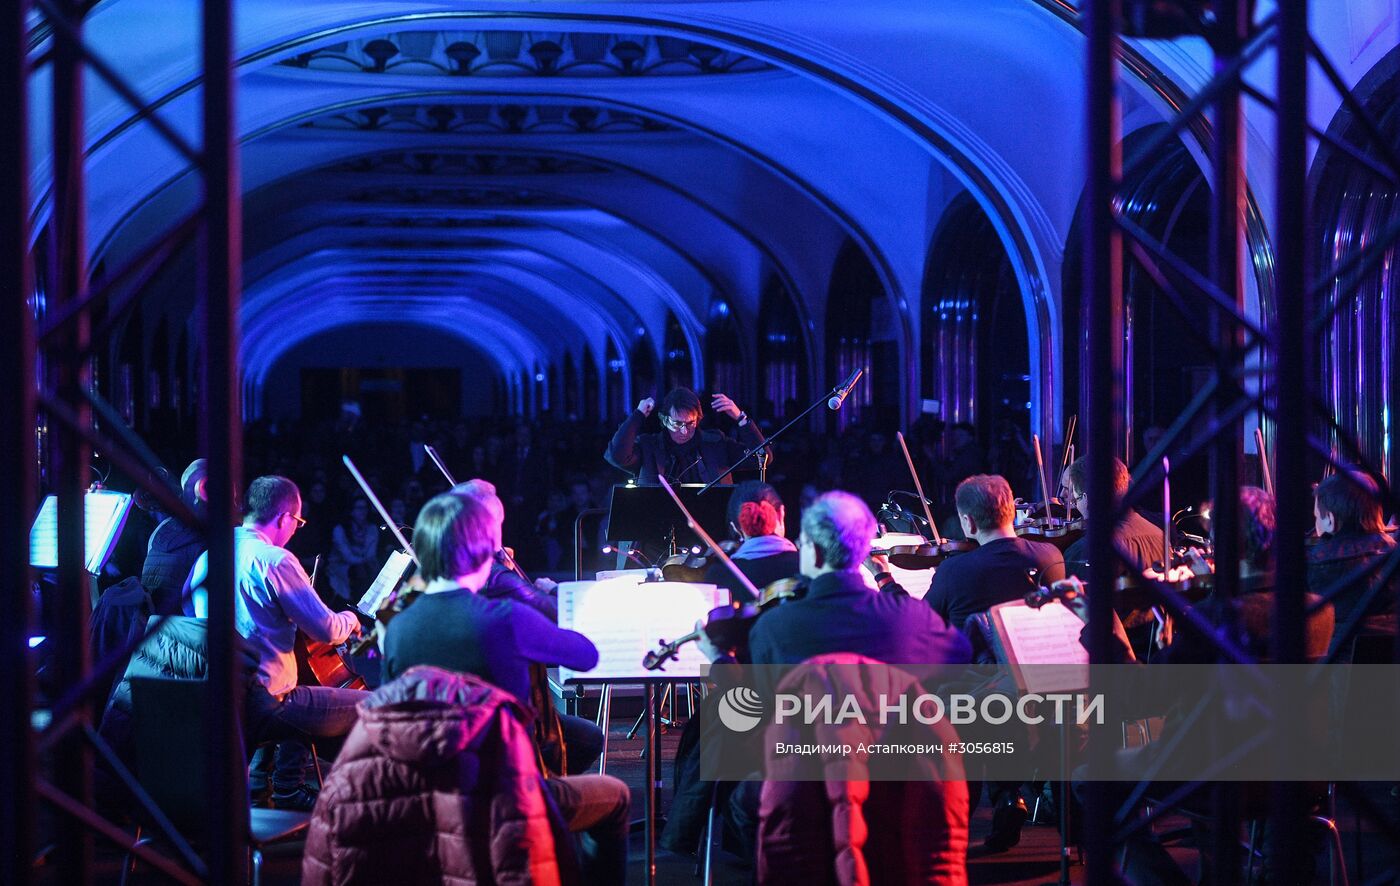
[922, 193, 1032, 495]
[705, 300, 743, 403]
[582, 344, 600, 424]
[606, 337, 627, 420]
[663, 311, 693, 393]
[1063, 125, 1216, 502]
[826, 240, 888, 430]
[562, 352, 579, 420]
[758, 274, 808, 423]
[630, 335, 658, 404]
[1311, 44, 1400, 485]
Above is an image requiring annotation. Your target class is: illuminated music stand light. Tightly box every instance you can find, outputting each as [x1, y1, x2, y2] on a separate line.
[29, 490, 134, 575]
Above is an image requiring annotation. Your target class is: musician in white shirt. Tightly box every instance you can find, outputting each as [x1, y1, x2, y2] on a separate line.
[188, 476, 363, 810]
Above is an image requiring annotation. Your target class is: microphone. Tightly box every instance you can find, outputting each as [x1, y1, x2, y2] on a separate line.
[827, 368, 865, 410]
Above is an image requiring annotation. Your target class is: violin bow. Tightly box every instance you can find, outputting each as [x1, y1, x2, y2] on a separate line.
[1161, 457, 1172, 573]
[657, 476, 762, 601]
[1032, 434, 1056, 521]
[342, 454, 419, 566]
[895, 431, 944, 544]
[1060, 414, 1078, 521]
[421, 444, 532, 582]
[423, 444, 458, 487]
[1253, 427, 1274, 498]
[1060, 414, 1078, 475]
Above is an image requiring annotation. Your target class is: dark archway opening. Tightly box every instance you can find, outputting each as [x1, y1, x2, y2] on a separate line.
[758, 274, 809, 423]
[1063, 125, 1215, 505]
[826, 240, 890, 431]
[921, 193, 1032, 495]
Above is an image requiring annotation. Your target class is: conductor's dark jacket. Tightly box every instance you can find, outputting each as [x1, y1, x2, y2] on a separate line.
[604, 408, 767, 485]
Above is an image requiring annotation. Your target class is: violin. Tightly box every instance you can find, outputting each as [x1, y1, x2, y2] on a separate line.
[1016, 502, 1086, 552]
[643, 477, 788, 671]
[869, 537, 976, 570]
[660, 539, 740, 583]
[877, 432, 976, 567]
[1014, 422, 1087, 549]
[642, 575, 808, 671]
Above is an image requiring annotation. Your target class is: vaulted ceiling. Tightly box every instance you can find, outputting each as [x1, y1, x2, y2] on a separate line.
[23, 0, 1397, 425]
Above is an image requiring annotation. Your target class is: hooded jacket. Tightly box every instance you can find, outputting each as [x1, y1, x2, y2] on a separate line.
[302, 666, 575, 886]
[758, 653, 969, 886]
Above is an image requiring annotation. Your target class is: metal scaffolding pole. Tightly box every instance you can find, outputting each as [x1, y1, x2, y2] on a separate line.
[1270, 0, 1311, 879]
[1207, 2, 1250, 880]
[0, 1, 37, 883]
[50, 1, 95, 880]
[201, 0, 248, 879]
[1, 1, 248, 880]
[1083, 0, 1122, 883]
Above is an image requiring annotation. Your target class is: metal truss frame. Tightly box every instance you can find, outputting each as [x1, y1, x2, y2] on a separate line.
[1, 0, 246, 883]
[1084, 1, 1400, 883]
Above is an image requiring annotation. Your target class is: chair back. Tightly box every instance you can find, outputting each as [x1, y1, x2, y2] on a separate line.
[130, 676, 243, 834]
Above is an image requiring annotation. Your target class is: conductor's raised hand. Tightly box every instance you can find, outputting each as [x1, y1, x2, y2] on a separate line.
[710, 393, 742, 420]
[636, 397, 655, 416]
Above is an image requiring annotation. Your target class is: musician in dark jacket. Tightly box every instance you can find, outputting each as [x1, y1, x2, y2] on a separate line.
[451, 478, 605, 774]
[605, 387, 766, 485]
[382, 493, 630, 885]
[926, 474, 1065, 634]
[1060, 455, 1164, 582]
[713, 491, 970, 860]
[1307, 469, 1396, 659]
[747, 490, 971, 679]
[140, 458, 208, 614]
[922, 474, 1062, 851]
[703, 481, 800, 604]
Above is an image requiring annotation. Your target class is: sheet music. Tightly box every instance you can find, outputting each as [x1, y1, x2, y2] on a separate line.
[558, 578, 728, 682]
[356, 550, 414, 617]
[991, 600, 1089, 694]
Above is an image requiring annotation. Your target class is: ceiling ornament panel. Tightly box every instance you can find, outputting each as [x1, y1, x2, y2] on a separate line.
[276, 30, 772, 78]
[329, 152, 610, 176]
[300, 102, 674, 134]
[339, 216, 543, 230]
[343, 185, 576, 208]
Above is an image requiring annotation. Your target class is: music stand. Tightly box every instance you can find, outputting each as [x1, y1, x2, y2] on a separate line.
[558, 578, 729, 886]
[606, 483, 733, 553]
[988, 599, 1089, 886]
[30, 490, 133, 575]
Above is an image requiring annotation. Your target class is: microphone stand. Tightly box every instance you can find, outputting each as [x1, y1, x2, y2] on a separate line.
[697, 382, 844, 495]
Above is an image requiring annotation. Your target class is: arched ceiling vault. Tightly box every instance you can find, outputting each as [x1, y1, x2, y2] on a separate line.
[239, 248, 639, 379]
[31, 1, 1380, 426]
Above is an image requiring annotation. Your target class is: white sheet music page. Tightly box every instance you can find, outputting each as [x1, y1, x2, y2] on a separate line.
[558, 578, 728, 682]
[991, 599, 1089, 694]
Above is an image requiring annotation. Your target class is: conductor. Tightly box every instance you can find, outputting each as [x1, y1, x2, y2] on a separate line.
[605, 386, 767, 485]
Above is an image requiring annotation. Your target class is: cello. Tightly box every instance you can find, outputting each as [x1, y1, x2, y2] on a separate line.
[298, 456, 424, 691]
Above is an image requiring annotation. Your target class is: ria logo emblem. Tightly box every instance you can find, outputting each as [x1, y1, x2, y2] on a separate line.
[717, 687, 765, 733]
